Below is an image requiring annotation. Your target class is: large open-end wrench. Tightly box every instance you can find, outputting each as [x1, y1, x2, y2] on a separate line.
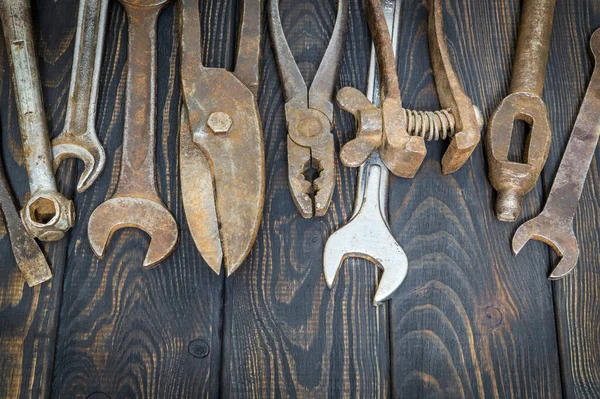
[0, 156, 51, 286]
[324, 0, 408, 306]
[513, 29, 600, 280]
[486, 0, 556, 222]
[52, 0, 109, 193]
[0, 0, 75, 241]
[88, 0, 178, 268]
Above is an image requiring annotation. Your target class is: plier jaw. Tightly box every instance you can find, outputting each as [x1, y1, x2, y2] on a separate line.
[286, 106, 335, 218]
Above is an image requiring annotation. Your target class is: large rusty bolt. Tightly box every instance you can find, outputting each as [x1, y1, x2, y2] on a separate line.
[207, 112, 233, 134]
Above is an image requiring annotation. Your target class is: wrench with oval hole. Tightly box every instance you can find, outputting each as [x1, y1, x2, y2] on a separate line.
[324, 0, 408, 306]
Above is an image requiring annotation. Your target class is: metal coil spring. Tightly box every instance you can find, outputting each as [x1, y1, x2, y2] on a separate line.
[404, 109, 455, 141]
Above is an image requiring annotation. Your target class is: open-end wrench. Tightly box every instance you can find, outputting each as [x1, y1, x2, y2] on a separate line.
[513, 29, 600, 280]
[324, 0, 408, 306]
[51, 0, 109, 193]
[486, 0, 556, 222]
[0, 0, 75, 241]
[0, 157, 51, 286]
[88, 0, 178, 268]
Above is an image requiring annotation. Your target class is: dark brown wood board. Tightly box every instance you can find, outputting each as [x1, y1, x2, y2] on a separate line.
[0, 0, 598, 398]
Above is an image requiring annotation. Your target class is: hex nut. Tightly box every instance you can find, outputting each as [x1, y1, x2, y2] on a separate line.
[207, 112, 233, 134]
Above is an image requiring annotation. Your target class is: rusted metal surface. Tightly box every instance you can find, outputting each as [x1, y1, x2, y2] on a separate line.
[337, 0, 482, 178]
[88, 0, 178, 269]
[324, 0, 407, 305]
[0, 155, 51, 286]
[51, 0, 109, 193]
[486, 0, 556, 222]
[0, 0, 75, 242]
[268, 0, 348, 218]
[513, 29, 600, 280]
[179, 0, 264, 276]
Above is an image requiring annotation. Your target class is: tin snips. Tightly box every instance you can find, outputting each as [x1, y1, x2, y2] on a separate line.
[179, 0, 265, 276]
[268, 0, 349, 218]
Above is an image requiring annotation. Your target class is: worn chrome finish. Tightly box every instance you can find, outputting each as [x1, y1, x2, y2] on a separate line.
[179, 0, 264, 276]
[337, 0, 482, 177]
[268, 0, 348, 218]
[0, 0, 75, 241]
[486, 0, 556, 222]
[88, 0, 178, 269]
[0, 157, 51, 286]
[52, 0, 109, 192]
[324, 0, 408, 306]
[513, 29, 600, 280]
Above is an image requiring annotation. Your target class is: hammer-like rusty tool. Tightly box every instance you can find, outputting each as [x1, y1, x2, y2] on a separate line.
[486, 0, 556, 222]
[513, 28, 600, 280]
[88, 0, 178, 268]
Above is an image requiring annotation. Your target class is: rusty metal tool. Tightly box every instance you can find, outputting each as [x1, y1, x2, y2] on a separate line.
[88, 0, 178, 268]
[513, 29, 600, 280]
[324, 0, 408, 306]
[52, 0, 109, 193]
[0, 156, 51, 286]
[0, 0, 75, 241]
[268, 0, 348, 218]
[337, 0, 482, 178]
[179, 0, 264, 276]
[486, 0, 556, 222]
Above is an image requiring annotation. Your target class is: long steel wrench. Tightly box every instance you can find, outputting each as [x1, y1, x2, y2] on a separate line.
[52, 0, 109, 192]
[88, 0, 178, 268]
[324, 0, 408, 305]
[0, 0, 75, 241]
[513, 29, 600, 279]
[0, 157, 51, 286]
[486, 0, 556, 222]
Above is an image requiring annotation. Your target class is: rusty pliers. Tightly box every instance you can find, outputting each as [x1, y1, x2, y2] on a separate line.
[268, 0, 349, 218]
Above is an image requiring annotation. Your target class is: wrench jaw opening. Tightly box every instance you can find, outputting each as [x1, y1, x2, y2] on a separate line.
[512, 214, 579, 280]
[486, 93, 552, 222]
[88, 197, 179, 269]
[52, 136, 107, 193]
[21, 191, 74, 242]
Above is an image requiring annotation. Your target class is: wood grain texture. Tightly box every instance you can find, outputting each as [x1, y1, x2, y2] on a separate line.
[545, 2, 600, 398]
[221, 0, 392, 397]
[388, 0, 562, 398]
[0, 1, 78, 397]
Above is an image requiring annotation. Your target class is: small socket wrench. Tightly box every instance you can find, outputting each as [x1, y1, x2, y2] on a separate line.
[486, 0, 556, 222]
[52, 0, 109, 193]
[0, 0, 74, 241]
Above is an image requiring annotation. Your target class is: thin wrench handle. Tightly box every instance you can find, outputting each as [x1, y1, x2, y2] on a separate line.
[542, 32, 600, 217]
[0, 0, 56, 194]
[115, 2, 164, 199]
[509, 0, 556, 96]
[63, 0, 109, 135]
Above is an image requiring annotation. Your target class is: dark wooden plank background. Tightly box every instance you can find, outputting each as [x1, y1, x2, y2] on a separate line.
[0, 0, 598, 398]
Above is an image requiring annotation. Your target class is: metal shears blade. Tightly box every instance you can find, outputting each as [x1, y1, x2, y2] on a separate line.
[179, 0, 265, 276]
[268, 0, 349, 218]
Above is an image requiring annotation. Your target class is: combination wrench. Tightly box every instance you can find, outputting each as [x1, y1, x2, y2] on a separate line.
[0, 0, 74, 241]
[52, 0, 109, 193]
[87, 0, 178, 268]
[513, 29, 600, 279]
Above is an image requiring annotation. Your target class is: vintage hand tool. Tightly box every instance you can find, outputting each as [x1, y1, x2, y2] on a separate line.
[324, 0, 408, 306]
[52, 0, 109, 193]
[0, 158, 51, 286]
[268, 0, 348, 218]
[179, 0, 264, 276]
[88, 0, 178, 268]
[0, 0, 75, 241]
[336, 0, 482, 178]
[486, 0, 556, 222]
[513, 29, 600, 280]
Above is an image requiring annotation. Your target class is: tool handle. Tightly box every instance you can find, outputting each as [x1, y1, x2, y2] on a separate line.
[63, 0, 109, 136]
[543, 30, 600, 217]
[115, 3, 164, 199]
[509, 0, 556, 96]
[234, 0, 262, 96]
[0, 0, 56, 195]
